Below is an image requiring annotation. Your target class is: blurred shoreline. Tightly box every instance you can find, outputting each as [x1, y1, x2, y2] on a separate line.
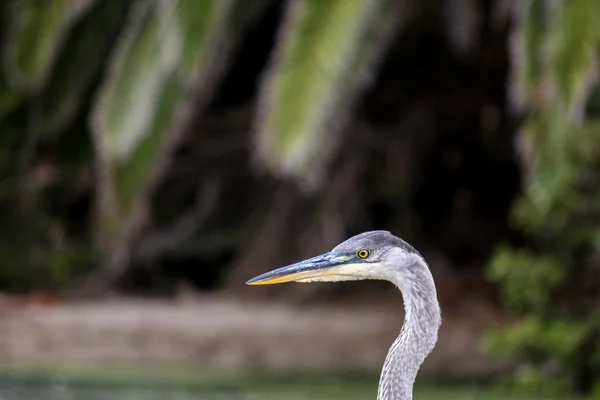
[0, 296, 506, 379]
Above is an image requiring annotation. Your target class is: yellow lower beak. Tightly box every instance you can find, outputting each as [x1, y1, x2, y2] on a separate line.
[245, 252, 348, 285]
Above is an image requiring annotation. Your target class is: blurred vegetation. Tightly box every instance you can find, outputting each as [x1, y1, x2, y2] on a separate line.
[0, 0, 405, 292]
[483, 0, 600, 395]
[0, 0, 600, 394]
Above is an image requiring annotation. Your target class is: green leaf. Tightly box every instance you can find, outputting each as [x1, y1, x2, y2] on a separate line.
[482, 317, 588, 393]
[483, 317, 590, 361]
[487, 246, 564, 312]
[176, 0, 234, 77]
[95, 72, 180, 246]
[4, 0, 97, 92]
[37, 0, 130, 137]
[520, 0, 548, 107]
[548, 0, 600, 120]
[91, 0, 256, 247]
[93, 0, 182, 164]
[254, 0, 399, 188]
[509, 0, 554, 112]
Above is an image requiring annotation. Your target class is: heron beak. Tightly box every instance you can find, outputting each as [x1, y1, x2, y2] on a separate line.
[245, 252, 351, 285]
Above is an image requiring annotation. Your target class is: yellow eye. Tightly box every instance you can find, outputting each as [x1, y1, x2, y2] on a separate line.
[357, 249, 370, 259]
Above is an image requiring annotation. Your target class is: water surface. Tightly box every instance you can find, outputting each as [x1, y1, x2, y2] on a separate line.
[0, 365, 570, 400]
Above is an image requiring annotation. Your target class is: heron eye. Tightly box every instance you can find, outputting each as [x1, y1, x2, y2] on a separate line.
[357, 249, 370, 259]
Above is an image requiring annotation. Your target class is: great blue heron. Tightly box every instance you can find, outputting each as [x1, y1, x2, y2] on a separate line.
[246, 230, 441, 400]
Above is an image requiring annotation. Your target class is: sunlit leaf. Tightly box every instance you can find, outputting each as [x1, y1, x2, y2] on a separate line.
[93, 0, 182, 164]
[91, 0, 257, 247]
[254, 0, 400, 188]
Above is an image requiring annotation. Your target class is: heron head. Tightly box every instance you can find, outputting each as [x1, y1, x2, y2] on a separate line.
[246, 230, 424, 285]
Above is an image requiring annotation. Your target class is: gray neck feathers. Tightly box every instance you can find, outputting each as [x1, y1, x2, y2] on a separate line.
[377, 254, 441, 400]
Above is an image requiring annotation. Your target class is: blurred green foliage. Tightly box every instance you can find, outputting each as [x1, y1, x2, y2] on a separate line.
[488, 247, 564, 313]
[0, 0, 267, 288]
[253, 0, 395, 188]
[91, 0, 244, 249]
[0, 0, 401, 288]
[484, 0, 600, 394]
[1, 0, 600, 392]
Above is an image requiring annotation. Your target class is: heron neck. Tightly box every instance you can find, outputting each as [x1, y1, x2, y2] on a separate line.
[377, 260, 441, 400]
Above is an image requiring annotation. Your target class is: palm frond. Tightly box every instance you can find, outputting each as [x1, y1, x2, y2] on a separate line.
[4, 0, 97, 92]
[91, 0, 260, 249]
[37, 0, 130, 137]
[548, 0, 600, 121]
[509, 0, 549, 111]
[254, 0, 401, 189]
